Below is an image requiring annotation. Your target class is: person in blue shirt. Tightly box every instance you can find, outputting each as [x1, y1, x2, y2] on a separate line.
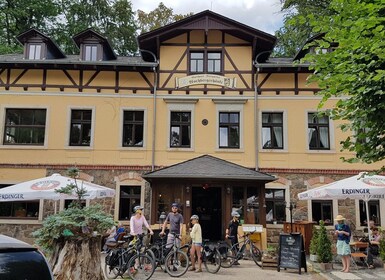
[334, 215, 351, 273]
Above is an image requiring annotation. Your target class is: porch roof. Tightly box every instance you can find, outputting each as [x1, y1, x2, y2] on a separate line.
[142, 155, 276, 182]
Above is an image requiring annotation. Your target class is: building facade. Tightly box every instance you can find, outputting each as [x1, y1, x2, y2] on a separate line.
[0, 10, 383, 245]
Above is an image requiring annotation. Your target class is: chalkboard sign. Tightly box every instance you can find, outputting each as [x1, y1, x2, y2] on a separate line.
[277, 233, 307, 274]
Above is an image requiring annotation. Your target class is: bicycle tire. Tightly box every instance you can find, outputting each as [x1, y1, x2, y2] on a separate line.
[218, 243, 235, 268]
[127, 253, 155, 280]
[250, 242, 262, 267]
[164, 249, 189, 277]
[203, 248, 221, 273]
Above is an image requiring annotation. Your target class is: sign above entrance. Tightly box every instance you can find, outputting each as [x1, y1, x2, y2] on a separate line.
[175, 74, 236, 89]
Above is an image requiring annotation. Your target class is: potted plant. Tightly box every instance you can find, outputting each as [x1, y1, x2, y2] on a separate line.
[379, 228, 385, 268]
[309, 226, 319, 262]
[317, 220, 333, 271]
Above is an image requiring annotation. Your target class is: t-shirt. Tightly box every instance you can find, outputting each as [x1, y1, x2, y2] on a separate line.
[165, 212, 184, 234]
[228, 219, 240, 237]
[114, 227, 125, 240]
[335, 223, 351, 244]
[130, 215, 150, 235]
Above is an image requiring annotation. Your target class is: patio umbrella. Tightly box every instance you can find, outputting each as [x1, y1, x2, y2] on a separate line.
[298, 172, 385, 240]
[0, 173, 115, 211]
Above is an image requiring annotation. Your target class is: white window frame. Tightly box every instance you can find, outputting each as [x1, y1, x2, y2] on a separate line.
[65, 106, 95, 149]
[305, 110, 335, 152]
[119, 107, 147, 150]
[354, 199, 384, 230]
[164, 99, 196, 151]
[265, 181, 291, 228]
[213, 99, 246, 151]
[259, 109, 288, 152]
[0, 104, 49, 149]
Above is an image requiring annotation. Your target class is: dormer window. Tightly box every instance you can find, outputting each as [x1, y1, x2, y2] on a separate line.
[84, 44, 99, 61]
[28, 43, 43, 60]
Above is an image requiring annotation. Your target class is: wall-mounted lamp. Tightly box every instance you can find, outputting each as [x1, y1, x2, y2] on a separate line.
[226, 187, 231, 195]
[186, 186, 190, 193]
[202, 183, 210, 190]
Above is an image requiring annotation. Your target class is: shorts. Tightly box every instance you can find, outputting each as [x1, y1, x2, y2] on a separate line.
[336, 240, 351, 256]
[192, 242, 202, 246]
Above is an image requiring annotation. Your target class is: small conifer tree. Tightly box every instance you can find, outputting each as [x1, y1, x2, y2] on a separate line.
[317, 220, 333, 263]
[309, 226, 319, 255]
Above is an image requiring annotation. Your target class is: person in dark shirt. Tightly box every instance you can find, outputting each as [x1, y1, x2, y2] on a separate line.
[161, 202, 184, 248]
[225, 211, 241, 265]
[334, 215, 351, 273]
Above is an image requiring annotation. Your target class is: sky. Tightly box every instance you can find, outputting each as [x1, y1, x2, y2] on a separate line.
[131, 0, 284, 35]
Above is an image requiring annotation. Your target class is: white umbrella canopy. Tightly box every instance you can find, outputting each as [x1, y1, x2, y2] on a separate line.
[0, 173, 115, 201]
[298, 172, 385, 240]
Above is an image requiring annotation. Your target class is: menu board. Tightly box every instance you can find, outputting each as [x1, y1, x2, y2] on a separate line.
[277, 233, 307, 274]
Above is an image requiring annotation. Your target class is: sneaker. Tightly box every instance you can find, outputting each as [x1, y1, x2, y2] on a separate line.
[189, 267, 196, 271]
[195, 268, 202, 273]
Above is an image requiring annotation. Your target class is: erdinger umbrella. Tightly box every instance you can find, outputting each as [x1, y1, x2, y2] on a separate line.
[298, 172, 385, 239]
[0, 173, 115, 201]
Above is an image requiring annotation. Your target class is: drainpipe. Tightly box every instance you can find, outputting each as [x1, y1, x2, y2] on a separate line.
[253, 51, 272, 171]
[139, 49, 159, 171]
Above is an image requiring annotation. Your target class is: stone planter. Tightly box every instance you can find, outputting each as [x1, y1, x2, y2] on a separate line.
[318, 262, 333, 272]
[309, 254, 318, 262]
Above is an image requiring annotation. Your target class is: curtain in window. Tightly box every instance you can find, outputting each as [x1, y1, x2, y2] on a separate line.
[319, 127, 329, 148]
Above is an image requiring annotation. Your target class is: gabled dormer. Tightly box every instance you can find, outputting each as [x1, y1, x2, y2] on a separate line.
[16, 28, 66, 60]
[73, 29, 117, 62]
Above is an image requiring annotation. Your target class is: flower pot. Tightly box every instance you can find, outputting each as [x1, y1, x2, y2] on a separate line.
[309, 254, 318, 262]
[318, 262, 333, 272]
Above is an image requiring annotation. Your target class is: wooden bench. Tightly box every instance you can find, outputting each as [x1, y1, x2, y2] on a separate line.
[261, 257, 278, 269]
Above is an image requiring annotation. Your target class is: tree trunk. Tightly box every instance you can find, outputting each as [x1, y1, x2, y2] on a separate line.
[51, 237, 103, 280]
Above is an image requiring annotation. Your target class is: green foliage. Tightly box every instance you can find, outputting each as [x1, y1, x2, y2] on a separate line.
[33, 204, 114, 252]
[137, 2, 193, 34]
[274, 0, 333, 57]
[309, 226, 319, 255]
[317, 220, 333, 263]
[54, 167, 87, 208]
[304, 0, 385, 168]
[379, 228, 385, 262]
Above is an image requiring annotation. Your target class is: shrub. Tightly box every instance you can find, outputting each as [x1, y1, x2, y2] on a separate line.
[309, 226, 319, 255]
[317, 220, 333, 263]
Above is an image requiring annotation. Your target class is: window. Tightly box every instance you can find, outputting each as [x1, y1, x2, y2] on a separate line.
[84, 45, 98, 61]
[246, 187, 260, 224]
[28, 44, 42, 59]
[119, 186, 140, 220]
[123, 111, 144, 147]
[190, 51, 222, 74]
[170, 112, 191, 148]
[219, 112, 239, 148]
[232, 187, 244, 221]
[0, 185, 39, 219]
[69, 110, 92, 146]
[262, 113, 283, 149]
[4, 109, 46, 145]
[359, 200, 380, 226]
[312, 200, 333, 225]
[308, 112, 330, 150]
[265, 189, 286, 223]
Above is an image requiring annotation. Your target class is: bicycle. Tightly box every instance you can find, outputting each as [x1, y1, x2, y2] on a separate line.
[181, 239, 222, 273]
[219, 230, 262, 268]
[149, 232, 189, 277]
[104, 234, 134, 279]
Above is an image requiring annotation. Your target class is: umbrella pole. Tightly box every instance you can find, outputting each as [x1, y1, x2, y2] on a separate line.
[54, 200, 57, 214]
[365, 200, 371, 241]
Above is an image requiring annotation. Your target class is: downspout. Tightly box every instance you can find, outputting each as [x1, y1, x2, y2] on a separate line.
[253, 51, 272, 171]
[139, 49, 159, 171]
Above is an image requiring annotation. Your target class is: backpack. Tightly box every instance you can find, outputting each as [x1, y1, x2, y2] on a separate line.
[105, 250, 119, 267]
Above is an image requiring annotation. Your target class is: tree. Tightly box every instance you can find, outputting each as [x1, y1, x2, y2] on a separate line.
[137, 2, 193, 34]
[304, 0, 385, 167]
[0, 0, 60, 54]
[33, 167, 114, 280]
[317, 220, 332, 263]
[274, 0, 333, 57]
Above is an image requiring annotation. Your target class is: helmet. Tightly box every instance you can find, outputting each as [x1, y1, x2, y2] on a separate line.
[190, 214, 199, 221]
[133, 205, 144, 212]
[171, 202, 179, 208]
[231, 211, 240, 218]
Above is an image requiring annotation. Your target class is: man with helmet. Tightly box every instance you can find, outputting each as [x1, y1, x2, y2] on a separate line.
[160, 202, 184, 248]
[225, 210, 241, 265]
[130, 205, 154, 236]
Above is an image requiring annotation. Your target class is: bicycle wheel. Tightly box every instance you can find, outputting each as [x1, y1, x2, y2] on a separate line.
[218, 243, 235, 268]
[127, 253, 155, 280]
[250, 243, 262, 267]
[104, 253, 119, 279]
[164, 249, 189, 277]
[203, 249, 221, 274]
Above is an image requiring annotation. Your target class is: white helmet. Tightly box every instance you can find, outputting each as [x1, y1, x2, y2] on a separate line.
[231, 211, 240, 218]
[190, 214, 199, 220]
[133, 205, 144, 212]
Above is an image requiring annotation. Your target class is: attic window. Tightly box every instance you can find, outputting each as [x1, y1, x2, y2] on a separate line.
[83, 44, 99, 61]
[27, 43, 43, 60]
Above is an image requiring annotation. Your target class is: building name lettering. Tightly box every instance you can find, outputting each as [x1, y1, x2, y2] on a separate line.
[1, 194, 24, 200]
[342, 189, 370, 195]
[176, 74, 236, 89]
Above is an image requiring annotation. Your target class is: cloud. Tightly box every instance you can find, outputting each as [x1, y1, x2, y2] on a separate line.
[131, 0, 283, 35]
